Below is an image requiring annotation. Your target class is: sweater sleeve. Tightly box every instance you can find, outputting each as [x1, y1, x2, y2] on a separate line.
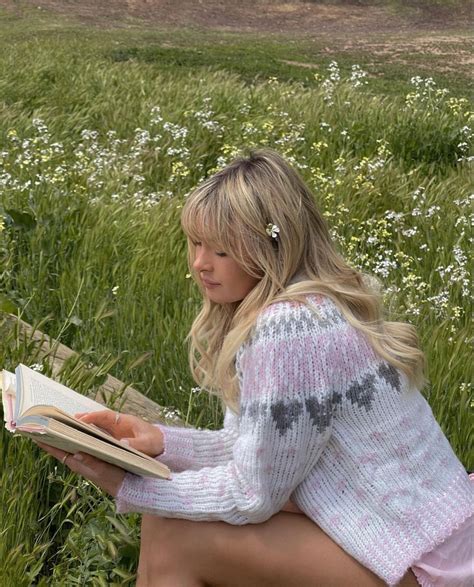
[116, 302, 337, 524]
[154, 408, 239, 472]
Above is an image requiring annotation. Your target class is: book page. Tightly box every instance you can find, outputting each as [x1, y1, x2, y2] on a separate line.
[20, 422, 170, 478]
[1, 370, 16, 430]
[19, 407, 157, 461]
[1, 370, 16, 394]
[16, 364, 105, 420]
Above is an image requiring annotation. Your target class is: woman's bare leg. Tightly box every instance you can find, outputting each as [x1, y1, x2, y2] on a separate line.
[137, 512, 419, 587]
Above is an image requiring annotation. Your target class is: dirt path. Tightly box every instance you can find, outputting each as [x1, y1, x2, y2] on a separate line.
[2, 0, 472, 35]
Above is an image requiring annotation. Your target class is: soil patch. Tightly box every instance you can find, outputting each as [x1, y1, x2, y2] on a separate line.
[2, 1, 471, 79]
[1, 0, 471, 35]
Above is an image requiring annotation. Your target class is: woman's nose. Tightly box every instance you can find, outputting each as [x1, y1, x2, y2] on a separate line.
[192, 249, 212, 271]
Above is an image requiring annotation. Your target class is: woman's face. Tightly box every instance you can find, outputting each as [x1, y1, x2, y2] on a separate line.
[191, 240, 260, 304]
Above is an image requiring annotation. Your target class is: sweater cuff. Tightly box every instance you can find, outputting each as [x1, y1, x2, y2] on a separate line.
[153, 424, 196, 471]
[115, 471, 175, 515]
[115, 472, 156, 514]
[116, 472, 138, 514]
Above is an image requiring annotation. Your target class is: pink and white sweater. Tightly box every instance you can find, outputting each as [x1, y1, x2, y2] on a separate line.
[116, 295, 473, 586]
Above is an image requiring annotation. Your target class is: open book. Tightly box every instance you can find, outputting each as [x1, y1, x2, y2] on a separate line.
[1, 364, 170, 479]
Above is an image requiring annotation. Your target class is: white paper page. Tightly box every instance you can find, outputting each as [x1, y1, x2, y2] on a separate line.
[17, 364, 105, 420]
[1, 370, 16, 430]
[1, 370, 16, 394]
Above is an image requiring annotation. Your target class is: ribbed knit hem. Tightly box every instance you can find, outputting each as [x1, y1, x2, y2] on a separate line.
[370, 469, 474, 586]
[153, 424, 195, 470]
[116, 472, 173, 515]
[411, 566, 433, 587]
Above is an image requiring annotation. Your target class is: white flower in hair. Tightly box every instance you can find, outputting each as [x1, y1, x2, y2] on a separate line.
[266, 223, 280, 240]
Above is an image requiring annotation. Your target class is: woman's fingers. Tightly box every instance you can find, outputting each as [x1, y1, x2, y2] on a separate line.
[281, 499, 304, 514]
[35, 441, 125, 496]
[76, 410, 126, 435]
[35, 440, 69, 462]
[73, 411, 162, 456]
[76, 410, 116, 426]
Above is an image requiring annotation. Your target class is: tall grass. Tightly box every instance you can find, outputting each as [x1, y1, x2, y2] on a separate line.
[0, 21, 472, 584]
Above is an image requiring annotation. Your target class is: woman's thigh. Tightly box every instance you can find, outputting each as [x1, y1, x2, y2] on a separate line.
[140, 512, 418, 587]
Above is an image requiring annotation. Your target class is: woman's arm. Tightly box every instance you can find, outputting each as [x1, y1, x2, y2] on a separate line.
[116, 304, 334, 523]
[154, 408, 239, 472]
[77, 406, 239, 473]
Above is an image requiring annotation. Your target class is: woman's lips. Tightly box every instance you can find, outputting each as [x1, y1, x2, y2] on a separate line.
[202, 278, 220, 288]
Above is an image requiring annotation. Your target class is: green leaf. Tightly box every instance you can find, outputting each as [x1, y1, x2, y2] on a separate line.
[0, 294, 18, 314]
[5, 208, 37, 230]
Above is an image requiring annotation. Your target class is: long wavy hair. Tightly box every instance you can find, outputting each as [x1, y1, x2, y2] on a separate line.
[181, 148, 426, 414]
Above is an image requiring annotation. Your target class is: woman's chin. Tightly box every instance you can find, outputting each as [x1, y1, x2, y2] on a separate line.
[205, 289, 243, 305]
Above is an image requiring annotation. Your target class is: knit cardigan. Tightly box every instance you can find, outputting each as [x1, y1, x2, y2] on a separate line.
[116, 295, 473, 586]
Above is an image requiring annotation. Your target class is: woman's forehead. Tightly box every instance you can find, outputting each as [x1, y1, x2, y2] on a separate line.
[186, 222, 221, 246]
[186, 210, 222, 241]
[183, 190, 235, 247]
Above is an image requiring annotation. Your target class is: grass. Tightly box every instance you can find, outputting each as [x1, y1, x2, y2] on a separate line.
[0, 4, 472, 98]
[0, 5, 472, 584]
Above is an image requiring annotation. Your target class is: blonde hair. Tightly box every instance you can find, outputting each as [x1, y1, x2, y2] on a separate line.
[181, 148, 426, 414]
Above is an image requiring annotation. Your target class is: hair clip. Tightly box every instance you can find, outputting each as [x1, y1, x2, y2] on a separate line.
[266, 223, 280, 240]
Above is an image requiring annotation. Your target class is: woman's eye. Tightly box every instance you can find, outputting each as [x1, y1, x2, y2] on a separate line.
[216, 252, 227, 257]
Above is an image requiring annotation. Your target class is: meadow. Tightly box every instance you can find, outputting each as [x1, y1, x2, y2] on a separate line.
[0, 5, 472, 585]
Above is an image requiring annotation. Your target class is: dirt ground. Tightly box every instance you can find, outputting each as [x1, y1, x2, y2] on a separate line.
[1, 0, 472, 35]
[1, 0, 472, 74]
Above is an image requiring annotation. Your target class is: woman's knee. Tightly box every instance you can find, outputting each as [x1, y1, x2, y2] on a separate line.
[139, 516, 213, 586]
[140, 515, 184, 569]
[140, 515, 202, 567]
[141, 514, 180, 541]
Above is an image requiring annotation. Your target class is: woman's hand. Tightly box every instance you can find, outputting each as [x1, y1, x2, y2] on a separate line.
[76, 410, 165, 457]
[34, 411, 165, 497]
[35, 442, 126, 497]
[281, 499, 304, 514]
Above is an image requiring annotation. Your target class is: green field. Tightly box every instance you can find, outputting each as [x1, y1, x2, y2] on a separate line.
[0, 5, 472, 584]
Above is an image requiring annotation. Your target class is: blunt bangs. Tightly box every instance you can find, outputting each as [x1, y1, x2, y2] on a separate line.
[181, 182, 238, 257]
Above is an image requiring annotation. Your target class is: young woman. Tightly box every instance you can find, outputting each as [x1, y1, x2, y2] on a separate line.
[38, 149, 473, 586]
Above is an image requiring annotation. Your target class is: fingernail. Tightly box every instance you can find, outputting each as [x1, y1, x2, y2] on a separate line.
[121, 439, 130, 447]
[73, 453, 83, 461]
